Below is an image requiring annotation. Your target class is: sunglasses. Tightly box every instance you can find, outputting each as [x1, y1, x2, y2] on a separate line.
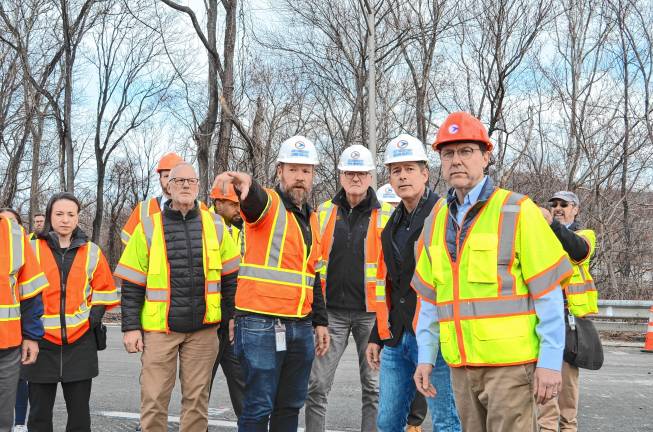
[549, 201, 572, 209]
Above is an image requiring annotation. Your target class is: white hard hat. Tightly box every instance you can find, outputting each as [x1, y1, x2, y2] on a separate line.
[277, 135, 319, 165]
[376, 183, 401, 203]
[383, 134, 428, 165]
[337, 145, 375, 172]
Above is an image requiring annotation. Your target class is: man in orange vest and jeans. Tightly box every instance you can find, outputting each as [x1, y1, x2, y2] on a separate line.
[213, 135, 330, 432]
[0, 216, 48, 431]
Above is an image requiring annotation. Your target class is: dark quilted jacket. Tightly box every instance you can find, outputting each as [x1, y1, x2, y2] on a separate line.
[120, 202, 237, 333]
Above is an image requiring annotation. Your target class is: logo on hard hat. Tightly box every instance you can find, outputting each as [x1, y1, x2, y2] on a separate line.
[448, 124, 459, 134]
[351, 151, 360, 159]
[295, 141, 306, 149]
[397, 140, 409, 148]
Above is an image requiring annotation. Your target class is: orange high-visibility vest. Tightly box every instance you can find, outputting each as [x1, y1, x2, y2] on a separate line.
[317, 200, 393, 312]
[121, 197, 162, 245]
[235, 189, 321, 318]
[0, 218, 48, 349]
[32, 239, 119, 344]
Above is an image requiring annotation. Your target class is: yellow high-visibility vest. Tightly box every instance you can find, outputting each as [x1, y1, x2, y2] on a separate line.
[115, 208, 240, 332]
[413, 189, 573, 367]
[565, 229, 598, 317]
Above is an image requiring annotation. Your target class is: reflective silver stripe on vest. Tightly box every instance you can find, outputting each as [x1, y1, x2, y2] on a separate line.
[375, 278, 386, 302]
[318, 203, 336, 235]
[9, 221, 24, 275]
[146, 289, 167, 301]
[120, 231, 130, 244]
[142, 215, 155, 250]
[266, 205, 288, 268]
[211, 213, 225, 245]
[437, 296, 535, 321]
[19, 273, 49, 298]
[222, 256, 240, 274]
[91, 290, 118, 303]
[207, 282, 221, 294]
[239, 265, 315, 288]
[497, 193, 523, 297]
[42, 307, 91, 329]
[527, 257, 572, 297]
[0, 305, 21, 319]
[376, 206, 393, 229]
[412, 274, 436, 302]
[114, 263, 147, 285]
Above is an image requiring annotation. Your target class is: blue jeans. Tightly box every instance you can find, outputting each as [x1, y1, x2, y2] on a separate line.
[377, 332, 460, 432]
[15, 378, 29, 425]
[235, 315, 315, 432]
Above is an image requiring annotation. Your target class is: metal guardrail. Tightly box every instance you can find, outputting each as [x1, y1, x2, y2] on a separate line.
[591, 300, 652, 333]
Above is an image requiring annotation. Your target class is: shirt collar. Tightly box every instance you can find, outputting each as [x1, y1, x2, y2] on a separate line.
[448, 176, 488, 207]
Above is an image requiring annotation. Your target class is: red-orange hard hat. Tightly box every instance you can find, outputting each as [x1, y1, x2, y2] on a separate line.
[156, 152, 185, 173]
[433, 112, 493, 152]
[210, 182, 239, 203]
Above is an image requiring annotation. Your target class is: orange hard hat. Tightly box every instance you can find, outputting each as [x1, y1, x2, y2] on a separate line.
[433, 112, 493, 152]
[210, 182, 239, 203]
[156, 152, 185, 173]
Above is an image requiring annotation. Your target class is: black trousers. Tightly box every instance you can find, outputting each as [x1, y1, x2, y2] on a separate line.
[210, 327, 246, 418]
[27, 379, 92, 432]
[407, 392, 428, 426]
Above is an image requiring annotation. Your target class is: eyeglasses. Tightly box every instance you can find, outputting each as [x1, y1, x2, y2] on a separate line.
[549, 201, 572, 208]
[440, 147, 482, 161]
[342, 171, 371, 180]
[170, 177, 199, 186]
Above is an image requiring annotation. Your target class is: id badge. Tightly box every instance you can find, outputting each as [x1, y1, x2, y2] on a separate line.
[568, 314, 576, 331]
[275, 320, 286, 352]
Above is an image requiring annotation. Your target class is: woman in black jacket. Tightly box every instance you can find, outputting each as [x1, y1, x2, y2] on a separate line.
[22, 193, 119, 432]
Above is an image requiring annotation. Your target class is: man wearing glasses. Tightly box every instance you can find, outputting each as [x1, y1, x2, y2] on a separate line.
[305, 145, 393, 431]
[413, 112, 572, 431]
[116, 162, 240, 431]
[538, 191, 597, 432]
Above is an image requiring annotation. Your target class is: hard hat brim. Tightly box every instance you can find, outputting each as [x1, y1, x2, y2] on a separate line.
[277, 158, 320, 165]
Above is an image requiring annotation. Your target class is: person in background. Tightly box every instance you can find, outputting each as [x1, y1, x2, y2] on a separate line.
[0, 208, 46, 432]
[538, 191, 597, 432]
[208, 182, 246, 419]
[23, 193, 120, 432]
[32, 213, 45, 239]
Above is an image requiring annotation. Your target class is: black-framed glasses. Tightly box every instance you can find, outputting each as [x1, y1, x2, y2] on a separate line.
[170, 177, 199, 186]
[440, 147, 482, 161]
[549, 201, 571, 208]
[342, 171, 371, 180]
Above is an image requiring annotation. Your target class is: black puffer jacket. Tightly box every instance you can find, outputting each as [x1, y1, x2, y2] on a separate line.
[121, 202, 238, 333]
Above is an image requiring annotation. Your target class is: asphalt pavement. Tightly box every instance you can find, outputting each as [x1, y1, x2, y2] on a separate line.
[46, 326, 652, 431]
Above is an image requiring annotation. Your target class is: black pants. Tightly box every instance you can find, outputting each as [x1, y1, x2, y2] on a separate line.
[27, 379, 92, 432]
[407, 392, 428, 426]
[210, 327, 246, 418]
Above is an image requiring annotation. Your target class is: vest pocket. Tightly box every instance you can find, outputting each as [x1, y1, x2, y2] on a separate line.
[471, 315, 529, 341]
[466, 233, 498, 283]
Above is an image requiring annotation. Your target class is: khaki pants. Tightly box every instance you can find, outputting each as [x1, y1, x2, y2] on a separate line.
[537, 361, 579, 431]
[451, 363, 537, 432]
[140, 326, 219, 432]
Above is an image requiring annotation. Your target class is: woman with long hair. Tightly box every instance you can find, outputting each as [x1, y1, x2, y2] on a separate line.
[21, 192, 119, 431]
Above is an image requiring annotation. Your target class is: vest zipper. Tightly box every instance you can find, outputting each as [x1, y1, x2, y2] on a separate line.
[58, 246, 70, 379]
[182, 215, 197, 328]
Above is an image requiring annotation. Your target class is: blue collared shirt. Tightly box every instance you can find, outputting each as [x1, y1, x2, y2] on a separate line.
[455, 176, 488, 226]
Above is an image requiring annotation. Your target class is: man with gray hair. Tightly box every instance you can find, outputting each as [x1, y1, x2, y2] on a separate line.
[115, 163, 241, 431]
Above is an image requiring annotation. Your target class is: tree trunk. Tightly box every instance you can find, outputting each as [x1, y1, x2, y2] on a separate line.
[92, 159, 105, 243]
[213, 0, 237, 176]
